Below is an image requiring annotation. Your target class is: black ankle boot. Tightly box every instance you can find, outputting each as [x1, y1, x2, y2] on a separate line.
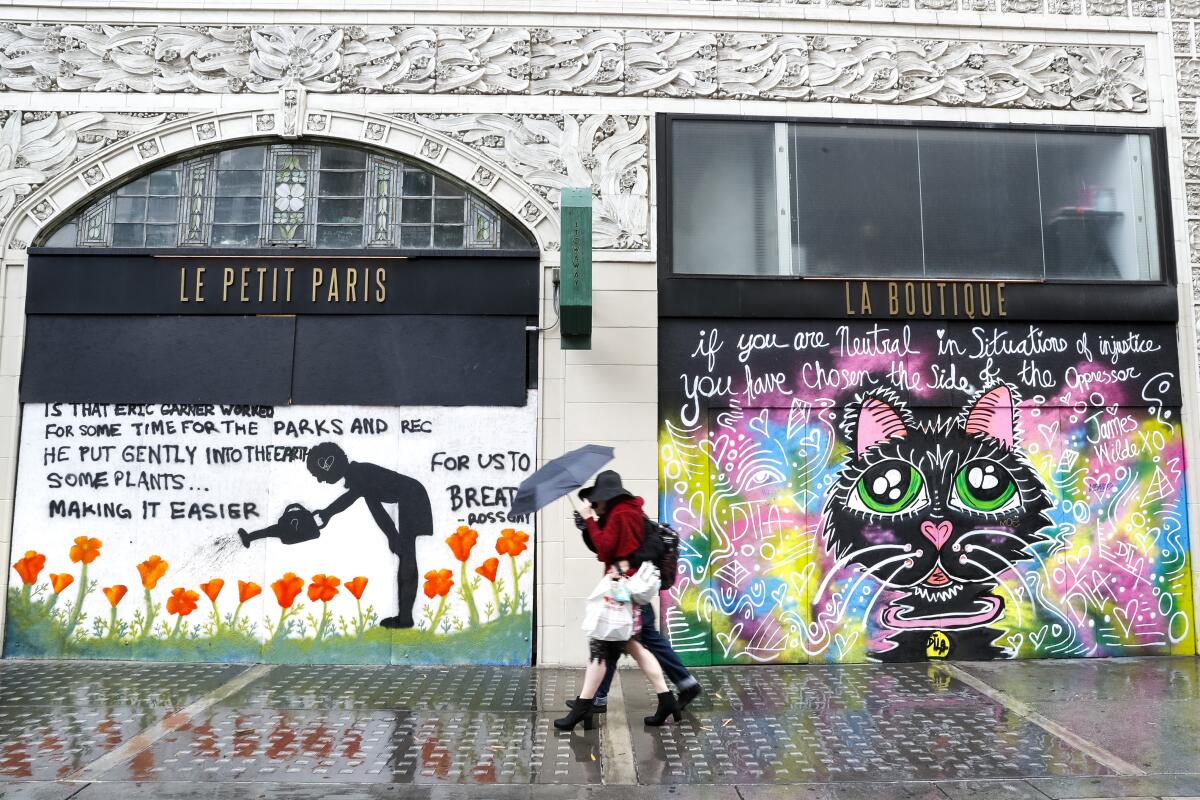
[677, 683, 702, 710]
[554, 696, 597, 731]
[643, 691, 681, 726]
[567, 698, 607, 713]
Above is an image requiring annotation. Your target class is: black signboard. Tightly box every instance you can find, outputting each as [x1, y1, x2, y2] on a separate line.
[26, 251, 539, 317]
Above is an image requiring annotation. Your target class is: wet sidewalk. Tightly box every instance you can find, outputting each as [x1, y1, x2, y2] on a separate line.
[1, 657, 1199, 800]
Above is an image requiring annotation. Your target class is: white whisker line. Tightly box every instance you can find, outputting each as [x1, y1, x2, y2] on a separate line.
[965, 542, 1060, 623]
[960, 557, 1024, 626]
[836, 551, 923, 622]
[861, 558, 912, 623]
[809, 543, 910, 610]
[958, 528, 1054, 573]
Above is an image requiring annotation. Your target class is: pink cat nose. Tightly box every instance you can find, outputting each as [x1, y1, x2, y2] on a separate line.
[920, 520, 954, 550]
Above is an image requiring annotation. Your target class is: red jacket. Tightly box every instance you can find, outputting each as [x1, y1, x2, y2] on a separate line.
[584, 496, 645, 570]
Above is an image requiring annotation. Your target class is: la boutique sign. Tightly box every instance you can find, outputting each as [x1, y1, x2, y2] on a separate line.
[843, 280, 1009, 320]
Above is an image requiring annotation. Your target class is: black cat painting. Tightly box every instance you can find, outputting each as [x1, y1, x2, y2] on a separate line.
[820, 383, 1054, 661]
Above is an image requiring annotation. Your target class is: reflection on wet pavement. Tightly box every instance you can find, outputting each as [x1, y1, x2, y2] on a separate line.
[2, 657, 1199, 795]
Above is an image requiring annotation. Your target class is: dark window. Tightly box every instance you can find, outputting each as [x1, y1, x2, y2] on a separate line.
[670, 120, 1162, 282]
[41, 143, 535, 252]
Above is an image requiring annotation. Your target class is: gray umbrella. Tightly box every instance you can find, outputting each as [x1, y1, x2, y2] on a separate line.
[509, 444, 614, 518]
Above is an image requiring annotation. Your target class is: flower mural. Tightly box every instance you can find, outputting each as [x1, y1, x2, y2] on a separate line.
[5, 514, 534, 663]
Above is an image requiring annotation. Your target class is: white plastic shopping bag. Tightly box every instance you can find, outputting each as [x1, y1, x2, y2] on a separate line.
[626, 560, 661, 605]
[581, 576, 634, 641]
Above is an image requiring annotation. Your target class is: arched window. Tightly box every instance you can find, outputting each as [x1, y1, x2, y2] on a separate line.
[41, 142, 535, 251]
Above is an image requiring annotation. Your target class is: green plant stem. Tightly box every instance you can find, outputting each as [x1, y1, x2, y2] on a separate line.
[170, 615, 183, 639]
[315, 603, 330, 640]
[509, 556, 521, 608]
[273, 608, 296, 639]
[107, 607, 120, 639]
[20, 583, 30, 605]
[460, 561, 479, 626]
[140, 589, 156, 640]
[63, 563, 89, 640]
[429, 595, 449, 631]
[209, 600, 222, 635]
[230, 601, 244, 632]
[355, 598, 365, 637]
[490, 582, 503, 620]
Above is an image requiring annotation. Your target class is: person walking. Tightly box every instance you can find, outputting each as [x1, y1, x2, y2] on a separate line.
[553, 470, 697, 732]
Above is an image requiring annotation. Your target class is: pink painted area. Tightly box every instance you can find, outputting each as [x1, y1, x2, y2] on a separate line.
[856, 397, 908, 454]
[964, 384, 1015, 447]
[919, 520, 953, 551]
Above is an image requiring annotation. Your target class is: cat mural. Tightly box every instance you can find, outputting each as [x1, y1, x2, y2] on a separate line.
[820, 383, 1054, 661]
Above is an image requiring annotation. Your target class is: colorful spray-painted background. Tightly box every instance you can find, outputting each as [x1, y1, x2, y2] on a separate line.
[5, 397, 536, 664]
[660, 321, 1193, 664]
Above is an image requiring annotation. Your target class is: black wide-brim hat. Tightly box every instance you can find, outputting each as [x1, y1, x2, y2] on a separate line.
[579, 470, 633, 504]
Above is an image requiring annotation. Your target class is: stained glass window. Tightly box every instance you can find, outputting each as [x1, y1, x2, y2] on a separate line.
[41, 143, 535, 252]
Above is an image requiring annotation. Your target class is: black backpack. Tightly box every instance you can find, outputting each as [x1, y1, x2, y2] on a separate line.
[630, 515, 680, 591]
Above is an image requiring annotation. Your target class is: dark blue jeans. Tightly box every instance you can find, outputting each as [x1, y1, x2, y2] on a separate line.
[595, 603, 695, 704]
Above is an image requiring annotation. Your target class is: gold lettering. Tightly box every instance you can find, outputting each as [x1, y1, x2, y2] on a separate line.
[239, 267, 250, 303]
[844, 281, 854, 316]
[179, 267, 188, 303]
[859, 282, 872, 315]
[284, 267, 294, 302]
[327, 267, 340, 302]
[311, 268, 324, 302]
[347, 268, 358, 302]
[375, 267, 387, 302]
[887, 282, 899, 316]
[195, 267, 205, 302]
[963, 283, 975, 319]
[222, 268, 234, 302]
[256, 266, 268, 303]
[996, 282, 1007, 317]
[951, 283, 959, 317]
[920, 283, 932, 316]
[271, 268, 279, 302]
[979, 283, 992, 317]
[937, 282, 947, 316]
[903, 282, 916, 316]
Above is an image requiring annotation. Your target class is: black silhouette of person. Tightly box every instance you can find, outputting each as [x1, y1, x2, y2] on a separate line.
[307, 442, 433, 629]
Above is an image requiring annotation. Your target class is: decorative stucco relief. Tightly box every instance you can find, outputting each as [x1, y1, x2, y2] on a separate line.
[0, 111, 171, 230]
[403, 113, 649, 250]
[0, 23, 1148, 112]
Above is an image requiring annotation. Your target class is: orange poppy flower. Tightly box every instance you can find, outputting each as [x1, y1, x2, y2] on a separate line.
[307, 574, 340, 603]
[475, 557, 499, 582]
[345, 576, 368, 600]
[271, 573, 304, 608]
[423, 569, 454, 599]
[49, 573, 74, 594]
[102, 585, 128, 607]
[496, 528, 529, 558]
[199, 579, 224, 603]
[69, 536, 103, 565]
[137, 556, 169, 590]
[12, 551, 45, 585]
[446, 526, 478, 562]
[166, 587, 199, 616]
[238, 580, 262, 603]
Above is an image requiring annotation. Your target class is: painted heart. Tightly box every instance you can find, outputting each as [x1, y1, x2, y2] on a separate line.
[920, 520, 953, 551]
[1066, 546, 1092, 581]
[1029, 624, 1051, 650]
[749, 409, 771, 437]
[834, 631, 860, 658]
[317, 455, 335, 472]
[1037, 420, 1060, 446]
[1111, 600, 1140, 636]
[1005, 633, 1025, 656]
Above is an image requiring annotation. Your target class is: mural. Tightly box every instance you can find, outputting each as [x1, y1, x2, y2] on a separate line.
[659, 321, 1193, 663]
[5, 397, 536, 664]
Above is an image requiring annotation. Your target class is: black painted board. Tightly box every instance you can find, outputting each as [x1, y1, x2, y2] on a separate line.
[21, 315, 296, 404]
[292, 315, 527, 407]
[26, 253, 540, 317]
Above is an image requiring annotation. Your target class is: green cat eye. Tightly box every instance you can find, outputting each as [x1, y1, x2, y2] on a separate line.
[954, 461, 1017, 512]
[855, 462, 923, 514]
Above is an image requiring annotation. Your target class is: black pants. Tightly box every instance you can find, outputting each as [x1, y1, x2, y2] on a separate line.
[368, 499, 418, 626]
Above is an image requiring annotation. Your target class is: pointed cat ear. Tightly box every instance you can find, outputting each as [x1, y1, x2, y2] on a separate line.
[853, 395, 909, 455]
[964, 384, 1017, 448]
